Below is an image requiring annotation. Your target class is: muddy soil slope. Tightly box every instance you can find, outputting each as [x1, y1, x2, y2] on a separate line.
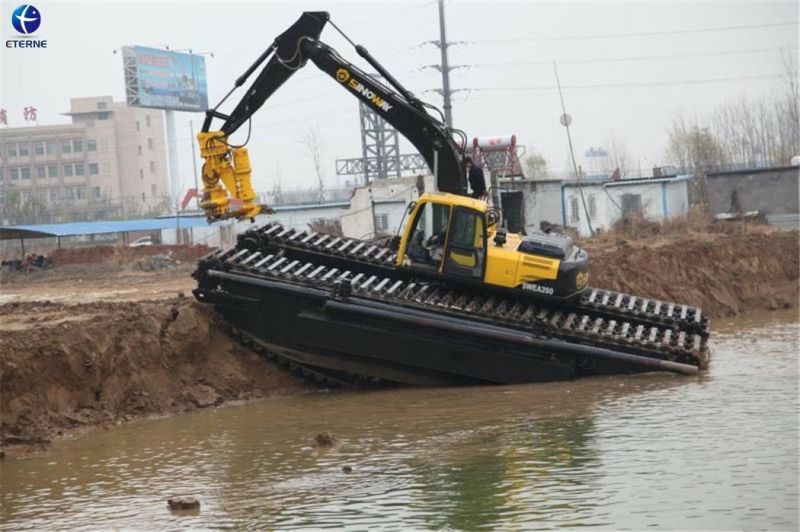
[0, 298, 312, 451]
[585, 228, 799, 317]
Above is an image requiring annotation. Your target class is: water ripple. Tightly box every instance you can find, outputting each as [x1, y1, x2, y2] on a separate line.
[1, 310, 797, 530]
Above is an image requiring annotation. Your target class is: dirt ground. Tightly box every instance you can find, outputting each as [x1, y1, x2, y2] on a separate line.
[1, 226, 798, 457]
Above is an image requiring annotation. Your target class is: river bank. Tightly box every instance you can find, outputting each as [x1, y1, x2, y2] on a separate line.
[1, 226, 797, 456]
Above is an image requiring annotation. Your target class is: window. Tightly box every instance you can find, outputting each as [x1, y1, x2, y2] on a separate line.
[10, 168, 19, 181]
[64, 164, 73, 177]
[20, 167, 31, 180]
[407, 201, 451, 266]
[86, 139, 97, 152]
[75, 163, 85, 176]
[73, 140, 83, 153]
[0, 168, 3, 183]
[98, 112, 109, 120]
[34, 141, 45, 156]
[92, 186, 101, 200]
[89, 163, 99, 175]
[145, 115, 151, 127]
[149, 161, 156, 174]
[18, 143, 29, 156]
[36, 166, 46, 179]
[45, 140, 56, 154]
[97, 101, 107, 110]
[569, 197, 580, 223]
[141, 192, 146, 202]
[61, 140, 72, 154]
[136, 121, 140, 132]
[147, 138, 153, 150]
[374, 213, 388, 232]
[588, 194, 597, 220]
[103, 162, 110, 176]
[139, 169, 144, 180]
[8, 144, 17, 157]
[450, 210, 482, 248]
[47, 165, 58, 178]
[63, 188, 74, 200]
[151, 184, 157, 196]
[50, 189, 59, 201]
[620, 193, 642, 216]
[138, 145, 142, 156]
[77, 188, 87, 200]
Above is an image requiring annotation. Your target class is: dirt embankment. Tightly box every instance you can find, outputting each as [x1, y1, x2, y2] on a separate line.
[0, 298, 312, 453]
[585, 227, 799, 318]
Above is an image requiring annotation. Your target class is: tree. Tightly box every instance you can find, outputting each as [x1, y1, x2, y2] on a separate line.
[523, 150, 549, 180]
[666, 117, 728, 205]
[700, 52, 799, 168]
[666, 118, 728, 173]
[298, 126, 326, 203]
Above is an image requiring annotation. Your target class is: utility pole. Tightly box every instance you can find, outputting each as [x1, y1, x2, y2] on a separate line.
[421, 2, 467, 127]
[554, 62, 594, 236]
[437, 0, 453, 128]
[189, 120, 199, 191]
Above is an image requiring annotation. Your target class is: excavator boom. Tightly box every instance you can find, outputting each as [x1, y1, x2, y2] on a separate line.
[198, 11, 465, 222]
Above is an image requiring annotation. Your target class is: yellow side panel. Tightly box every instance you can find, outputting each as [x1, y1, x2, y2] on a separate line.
[484, 246, 521, 288]
[516, 254, 560, 283]
[483, 232, 561, 289]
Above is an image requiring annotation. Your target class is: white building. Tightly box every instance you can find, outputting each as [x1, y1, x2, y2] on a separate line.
[504, 175, 692, 237]
[1, 96, 170, 224]
[340, 175, 432, 239]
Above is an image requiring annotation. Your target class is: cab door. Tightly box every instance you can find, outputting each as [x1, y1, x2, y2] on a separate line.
[442, 208, 486, 279]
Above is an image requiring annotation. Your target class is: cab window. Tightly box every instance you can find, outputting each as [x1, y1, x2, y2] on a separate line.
[406, 201, 451, 268]
[443, 208, 485, 278]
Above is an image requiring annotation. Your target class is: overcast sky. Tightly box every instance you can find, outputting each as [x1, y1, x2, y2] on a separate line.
[1, 0, 797, 193]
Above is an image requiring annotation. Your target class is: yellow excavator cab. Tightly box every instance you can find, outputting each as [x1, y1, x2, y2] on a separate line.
[397, 192, 589, 299]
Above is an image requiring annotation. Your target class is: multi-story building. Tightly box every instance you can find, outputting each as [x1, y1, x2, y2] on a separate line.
[0, 96, 170, 224]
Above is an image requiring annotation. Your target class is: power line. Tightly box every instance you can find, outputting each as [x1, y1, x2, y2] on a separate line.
[466, 73, 784, 93]
[468, 47, 796, 69]
[469, 21, 799, 44]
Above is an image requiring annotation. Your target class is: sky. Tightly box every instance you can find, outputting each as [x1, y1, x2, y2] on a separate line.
[1, 0, 798, 194]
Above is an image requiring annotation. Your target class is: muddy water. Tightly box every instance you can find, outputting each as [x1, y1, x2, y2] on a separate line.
[1, 310, 797, 530]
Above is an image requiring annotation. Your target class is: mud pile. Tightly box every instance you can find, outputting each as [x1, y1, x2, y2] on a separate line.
[586, 227, 799, 317]
[0, 298, 312, 450]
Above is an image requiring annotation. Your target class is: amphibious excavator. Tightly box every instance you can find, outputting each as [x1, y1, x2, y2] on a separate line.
[193, 12, 710, 385]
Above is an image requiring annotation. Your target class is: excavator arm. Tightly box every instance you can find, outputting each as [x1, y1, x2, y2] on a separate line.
[198, 11, 466, 222]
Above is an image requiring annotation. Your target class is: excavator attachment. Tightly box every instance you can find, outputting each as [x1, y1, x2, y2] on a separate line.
[197, 131, 265, 222]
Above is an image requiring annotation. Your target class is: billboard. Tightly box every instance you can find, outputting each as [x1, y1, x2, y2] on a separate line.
[122, 46, 208, 112]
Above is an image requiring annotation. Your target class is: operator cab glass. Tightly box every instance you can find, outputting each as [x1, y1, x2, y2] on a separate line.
[406, 201, 451, 270]
[443, 208, 486, 279]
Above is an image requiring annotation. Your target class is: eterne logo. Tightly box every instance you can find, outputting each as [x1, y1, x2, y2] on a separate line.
[12, 4, 40, 34]
[6, 4, 47, 48]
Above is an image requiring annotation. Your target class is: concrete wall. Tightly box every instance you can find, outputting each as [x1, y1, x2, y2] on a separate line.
[665, 180, 689, 218]
[706, 166, 800, 216]
[502, 179, 565, 233]
[563, 178, 690, 236]
[340, 175, 432, 238]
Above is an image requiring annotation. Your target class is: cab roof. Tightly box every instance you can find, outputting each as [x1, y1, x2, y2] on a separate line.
[419, 192, 488, 213]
